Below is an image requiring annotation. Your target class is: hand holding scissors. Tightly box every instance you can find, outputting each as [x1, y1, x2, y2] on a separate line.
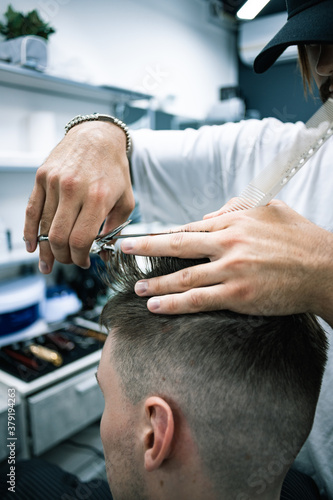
[37, 220, 176, 255]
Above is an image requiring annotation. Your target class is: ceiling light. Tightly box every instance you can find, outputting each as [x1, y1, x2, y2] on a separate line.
[236, 0, 271, 20]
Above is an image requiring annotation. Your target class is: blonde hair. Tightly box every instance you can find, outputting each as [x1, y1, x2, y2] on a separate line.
[298, 45, 314, 96]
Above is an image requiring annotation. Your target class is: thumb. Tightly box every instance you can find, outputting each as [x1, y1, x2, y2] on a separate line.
[101, 191, 135, 235]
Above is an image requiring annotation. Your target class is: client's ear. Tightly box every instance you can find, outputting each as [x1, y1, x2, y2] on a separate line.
[143, 396, 174, 472]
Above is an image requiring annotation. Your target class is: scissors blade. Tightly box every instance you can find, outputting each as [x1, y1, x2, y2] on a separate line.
[94, 220, 132, 242]
[89, 220, 133, 254]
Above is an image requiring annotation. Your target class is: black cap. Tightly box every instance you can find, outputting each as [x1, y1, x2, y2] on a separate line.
[254, 0, 333, 73]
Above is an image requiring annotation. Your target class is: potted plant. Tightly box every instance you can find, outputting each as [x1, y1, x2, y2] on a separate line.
[0, 4, 55, 71]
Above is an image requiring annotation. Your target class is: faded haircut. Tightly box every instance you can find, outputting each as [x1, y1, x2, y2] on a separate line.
[100, 252, 328, 498]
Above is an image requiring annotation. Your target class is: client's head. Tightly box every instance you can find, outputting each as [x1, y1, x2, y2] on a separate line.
[98, 253, 328, 500]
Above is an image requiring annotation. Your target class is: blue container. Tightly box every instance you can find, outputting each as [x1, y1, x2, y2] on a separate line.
[0, 276, 45, 336]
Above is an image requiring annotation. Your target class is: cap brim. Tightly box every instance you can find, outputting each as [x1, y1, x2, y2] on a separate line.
[254, 0, 333, 73]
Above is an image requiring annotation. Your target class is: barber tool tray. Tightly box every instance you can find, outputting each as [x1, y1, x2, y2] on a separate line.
[0, 314, 106, 386]
[0, 311, 107, 458]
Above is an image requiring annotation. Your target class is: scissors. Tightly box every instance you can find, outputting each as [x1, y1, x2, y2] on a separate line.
[37, 220, 173, 255]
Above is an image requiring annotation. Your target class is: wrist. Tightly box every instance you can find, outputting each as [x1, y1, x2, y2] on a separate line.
[66, 119, 128, 158]
[65, 113, 131, 154]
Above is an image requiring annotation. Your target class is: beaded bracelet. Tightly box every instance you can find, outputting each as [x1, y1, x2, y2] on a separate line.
[64, 113, 132, 154]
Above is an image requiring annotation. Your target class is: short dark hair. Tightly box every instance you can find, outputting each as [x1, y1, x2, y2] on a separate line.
[100, 253, 328, 498]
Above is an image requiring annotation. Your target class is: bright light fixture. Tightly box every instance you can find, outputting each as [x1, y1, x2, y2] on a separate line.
[237, 0, 271, 20]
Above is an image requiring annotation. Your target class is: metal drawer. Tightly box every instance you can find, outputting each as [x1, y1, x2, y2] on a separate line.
[28, 367, 104, 455]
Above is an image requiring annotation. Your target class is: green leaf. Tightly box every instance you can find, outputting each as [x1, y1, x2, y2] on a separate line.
[0, 3, 56, 39]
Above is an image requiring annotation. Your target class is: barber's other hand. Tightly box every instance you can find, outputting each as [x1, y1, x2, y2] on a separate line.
[120, 200, 333, 325]
[24, 121, 135, 273]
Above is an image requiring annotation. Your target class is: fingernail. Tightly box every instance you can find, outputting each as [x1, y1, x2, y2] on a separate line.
[25, 240, 32, 252]
[39, 260, 49, 274]
[148, 298, 160, 311]
[135, 281, 148, 295]
[121, 239, 135, 252]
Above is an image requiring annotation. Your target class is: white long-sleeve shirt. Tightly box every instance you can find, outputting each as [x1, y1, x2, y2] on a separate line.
[131, 119, 333, 499]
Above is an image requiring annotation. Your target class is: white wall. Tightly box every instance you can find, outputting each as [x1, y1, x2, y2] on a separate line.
[5, 0, 238, 118]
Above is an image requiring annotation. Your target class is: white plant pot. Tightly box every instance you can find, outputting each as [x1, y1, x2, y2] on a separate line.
[0, 35, 48, 71]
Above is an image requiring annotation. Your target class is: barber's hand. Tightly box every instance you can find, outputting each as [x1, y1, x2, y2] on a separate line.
[24, 121, 135, 273]
[120, 200, 333, 325]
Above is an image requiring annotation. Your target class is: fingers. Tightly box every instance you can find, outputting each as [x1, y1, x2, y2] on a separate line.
[64, 187, 134, 268]
[101, 189, 136, 235]
[203, 207, 229, 219]
[134, 260, 223, 297]
[120, 231, 218, 259]
[67, 204, 103, 269]
[203, 198, 287, 220]
[24, 171, 56, 274]
[24, 182, 45, 253]
[179, 215, 232, 233]
[37, 177, 66, 273]
[145, 284, 230, 315]
[119, 212, 243, 258]
[37, 242, 54, 274]
[267, 199, 287, 207]
[27, 184, 134, 273]
[96, 190, 136, 265]
[34, 177, 119, 271]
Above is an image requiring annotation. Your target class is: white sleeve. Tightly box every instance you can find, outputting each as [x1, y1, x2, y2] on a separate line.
[130, 119, 302, 225]
[131, 126, 227, 224]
